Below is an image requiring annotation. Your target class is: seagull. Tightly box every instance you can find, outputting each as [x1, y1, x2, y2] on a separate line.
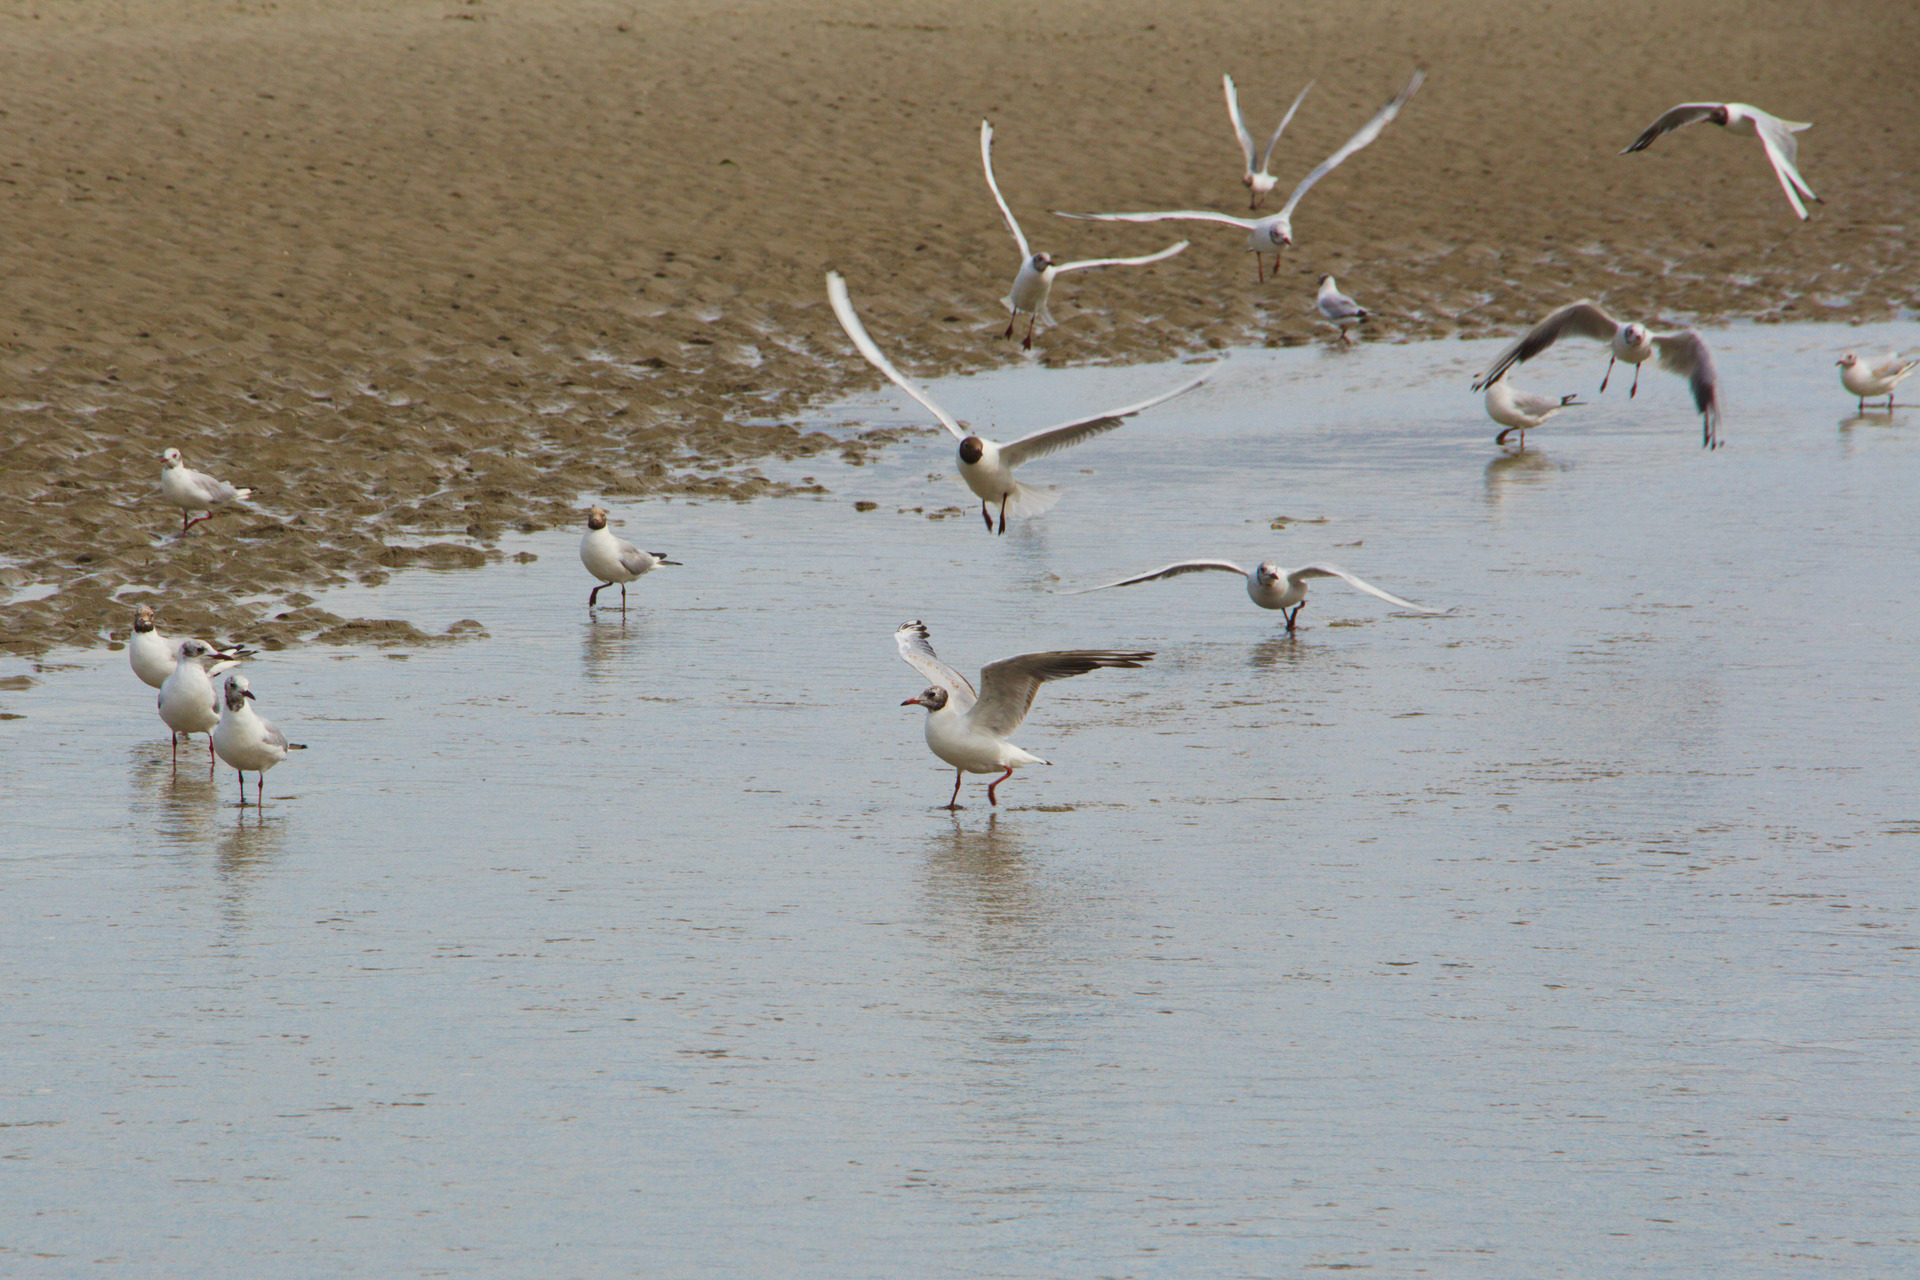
[159, 447, 251, 533]
[1315, 274, 1368, 345]
[1620, 102, 1819, 220]
[213, 674, 306, 807]
[1484, 372, 1584, 448]
[1062, 559, 1439, 632]
[827, 272, 1212, 534]
[1224, 73, 1314, 209]
[1056, 69, 1425, 282]
[1837, 352, 1918, 412]
[580, 506, 680, 611]
[128, 604, 253, 690]
[157, 639, 222, 768]
[982, 121, 1187, 350]
[894, 619, 1152, 809]
[1470, 302, 1722, 448]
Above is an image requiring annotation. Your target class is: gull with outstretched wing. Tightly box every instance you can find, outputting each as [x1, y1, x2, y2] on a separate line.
[1057, 69, 1424, 282]
[983, 121, 1187, 350]
[1224, 73, 1314, 209]
[1471, 301, 1722, 449]
[827, 272, 1212, 533]
[895, 620, 1153, 808]
[1621, 102, 1818, 220]
[1063, 558, 1440, 632]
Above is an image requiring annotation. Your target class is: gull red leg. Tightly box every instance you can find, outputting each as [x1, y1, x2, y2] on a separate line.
[1285, 604, 1305, 632]
[1022, 315, 1036, 351]
[986, 766, 1014, 805]
[980, 501, 993, 533]
[946, 769, 963, 810]
[1599, 355, 1616, 394]
[997, 495, 1009, 535]
[1003, 315, 1016, 340]
[1629, 363, 1642, 398]
[588, 582, 605, 606]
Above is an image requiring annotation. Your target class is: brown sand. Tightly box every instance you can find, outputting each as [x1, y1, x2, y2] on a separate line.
[1, 0, 1915, 658]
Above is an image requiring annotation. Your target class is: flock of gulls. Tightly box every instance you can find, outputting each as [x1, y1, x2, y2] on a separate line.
[130, 73, 1907, 811]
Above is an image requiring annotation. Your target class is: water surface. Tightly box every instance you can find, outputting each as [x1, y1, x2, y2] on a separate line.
[4, 321, 1916, 1278]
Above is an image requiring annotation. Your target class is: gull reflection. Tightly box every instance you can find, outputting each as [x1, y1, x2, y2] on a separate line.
[581, 613, 651, 681]
[1482, 447, 1563, 509]
[128, 740, 223, 851]
[921, 812, 1047, 945]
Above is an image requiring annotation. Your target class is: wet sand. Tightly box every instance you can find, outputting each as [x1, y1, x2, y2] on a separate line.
[1, 0, 1915, 655]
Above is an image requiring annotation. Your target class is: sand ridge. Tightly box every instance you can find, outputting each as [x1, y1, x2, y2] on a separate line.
[1, 0, 1914, 657]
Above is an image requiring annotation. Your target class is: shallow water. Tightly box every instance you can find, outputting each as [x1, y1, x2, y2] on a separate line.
[4, 321, 1917, 1278]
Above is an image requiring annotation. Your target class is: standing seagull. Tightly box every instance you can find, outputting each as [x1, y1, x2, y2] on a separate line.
[982, 121, 1187, 350]
[827, 272, 1212, 534]
[1483, 372, 1584, 449]
[1621, 102, 1819, 220]
[1057, 69, 1425, 282]
[894, 620, 1153, 809]
[1470, 301, 1722, 448]
[1223, 74, 1314, 209]
[128, 604, 253, 690]
[1062, 559, 1438, 632]
[213, 674, 306, 807]
[157, 639, 222, 768]
[1315, 274, 1369, 345]
[1836, 352, 1918, 412]
[159, 447, 251, 533]
[580, 506, 679, 612]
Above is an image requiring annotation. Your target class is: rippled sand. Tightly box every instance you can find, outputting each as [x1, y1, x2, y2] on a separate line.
[1, 0, 1914, 655]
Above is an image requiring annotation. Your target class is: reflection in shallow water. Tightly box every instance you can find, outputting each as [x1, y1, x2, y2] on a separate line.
[127, 739, 225, 850]
[1482, 447, 1564, 507]
[581, 612, 654, 680]
[1248, 632, 1303, 670]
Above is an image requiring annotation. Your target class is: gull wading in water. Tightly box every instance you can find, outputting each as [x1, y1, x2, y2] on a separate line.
[1063, 558, 1440, 632]
[580, 506, 680, 612]
[1836, 352, 1918, 412]
[1483, 372, 1584, 449]
[895, 620, 1153, 809]
[160, 447, 252, 533]
[1315, 274, 1368, 345]
[1621, 102, 1819, 220]
[1057, 69, 1425, 282]
[213, 674, 306, 807]
[1223, 73, 1314, 209]
[157, 639, 222, 768]
[128, 604, 253, 691]
[1471, 301, 1722, 448]
[982, 120, 1187, 350]
[827, 272, 1212, 534]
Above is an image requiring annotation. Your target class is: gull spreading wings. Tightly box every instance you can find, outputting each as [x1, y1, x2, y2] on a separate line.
[1470, 301, 1722, 448]
[896, 620, 1151, 740]
[982, 120, 1186, 345]
[827, 271, 1212, 531]
[1062, 559, 1438, 632]
[1223, 74, 1314, 208]
[1620, 102, 1818, 220]
[1056, 69, 1425, 280]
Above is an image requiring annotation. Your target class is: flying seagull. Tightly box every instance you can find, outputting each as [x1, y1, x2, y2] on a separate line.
[1620, 102, 1819, 220]
[827, 272, 1211, 533]
[1057, 69, 1426, 282]
[1471, 301, 1722, 448]
[982, 120, 1187, 350]
[1223, 73, 1314, 209]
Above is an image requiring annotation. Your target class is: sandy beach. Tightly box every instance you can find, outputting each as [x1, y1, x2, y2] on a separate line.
[1, 0, 1915, 655]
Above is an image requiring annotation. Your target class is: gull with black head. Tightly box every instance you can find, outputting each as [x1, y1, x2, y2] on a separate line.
[828, 272, 1211, 534]
[580, 506, 680, 612]
[983, 120, 1186, 350]
[213, 674, 307, 807]
[1057, 70, 1424, 282]
[895, 620, 1152, 809]
[1063, 558, 1439, 632]
[1471, 301, 1722, 448]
